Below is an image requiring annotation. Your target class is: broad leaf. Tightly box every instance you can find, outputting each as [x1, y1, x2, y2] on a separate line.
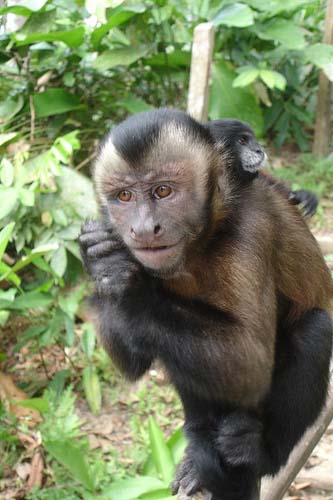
[44, 440, 94, 490]
[50, 246, 67, 277]
[148, 417, 174, 484]
[0, 222, 15, 260]
[233, 68, 260, 87]
[33, 89, 83, 117]
[102, 476, 166, 500]
[11, 291, 53, 310]
[12, 27, 85, 49]
[212, 3, 254, 28]
[0, 187, 19, 219]
[82, 366, 102, 414]
[93, 47, 148, 71]
[257, 19, 306, 50]
[209, 61, 264, 137]
[119, 96, 153, 113]
[0, 96, 24, 122]
[14, 398, 48, 413]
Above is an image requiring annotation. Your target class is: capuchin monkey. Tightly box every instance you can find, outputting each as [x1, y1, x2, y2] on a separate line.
[206, 119, 318, 217]
[79, 109, 332, 500]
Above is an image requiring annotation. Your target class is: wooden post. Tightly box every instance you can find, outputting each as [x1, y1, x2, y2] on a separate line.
[187, 22, 215, 122]
[312, 0, 333, 156]
[261, 374, 333, 500]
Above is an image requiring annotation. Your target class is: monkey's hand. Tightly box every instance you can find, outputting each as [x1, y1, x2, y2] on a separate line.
[79, 219, 141, 297]
[216, 410, 263, 471]
[289, 189, 318, 217]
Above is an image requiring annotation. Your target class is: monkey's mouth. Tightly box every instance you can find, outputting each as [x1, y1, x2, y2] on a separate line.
[132, 242, 182, 268]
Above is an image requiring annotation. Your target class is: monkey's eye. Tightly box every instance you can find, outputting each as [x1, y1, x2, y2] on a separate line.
[118, 190, 132, 202]
[154, 185, 172, 199]
[238, 136, 248, 145]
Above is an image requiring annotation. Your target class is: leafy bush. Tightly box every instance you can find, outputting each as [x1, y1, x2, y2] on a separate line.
[0, 0, 331, 151]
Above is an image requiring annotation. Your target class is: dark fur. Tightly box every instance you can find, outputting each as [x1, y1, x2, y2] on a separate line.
[205, 119, 318, 217]
[79, 109, 333, 500]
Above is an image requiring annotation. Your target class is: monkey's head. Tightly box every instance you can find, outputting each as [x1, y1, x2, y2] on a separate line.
[94, 109, 229, 276]
[206, 119, 266, 175]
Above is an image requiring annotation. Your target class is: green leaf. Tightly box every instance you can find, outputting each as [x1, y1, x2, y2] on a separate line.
[0, 261, 20, 286]
[148, 417, 174, 484]
[139, 490, 175, 499]
[18, 188, 35, 207]
[0, 310, 10, 327]
[0, 133, 19, 147]
[0, 0, 47, 16]
[233, 68, 259, 87]
[81, 323, 96, 359]
[119, 96, 153, 114]
[102, 477, 166, 500]
[145, 50, 191, 68]
[305, 43, 333, 81]
[212, 3, 255, 28]
[209, 61, 264, 137]
[44, 440, 94, 490]
[0, 222, 15, 260]
[0, 159, 14, 187]
[91, 4, 146, 49]
[33, 89, 83, 117]
[14, 398, 48, 413]
[167, 427, 187, 465]
[257, 19, 306, 50]
[93, 47, 148, 71]
[82, 366, 102, 415]
[51, 246, 67, 277]
[0, 97, 24, 122]
[12, 26, 85, 49]
[11, 291, 53, 310]
[0, 187, 19, 219]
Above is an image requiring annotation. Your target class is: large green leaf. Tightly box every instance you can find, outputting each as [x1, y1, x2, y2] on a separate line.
[305, 44, 333, 81]
[93, 47, 148, 71]
[0, 0, 47, 16]
[209, 61, 264, 137]
[102, 477, 166, 500]
[44, 440, 94, 491]
[33, 89, 83, 117]
[0, 222, 15, 260]
[0, 187, 19, 219]
[91, 4, 146, 49]
[148, 417, 174, 484]
[12, 26, 85, 49]
[119, 96, 153, 113]
[257, 19, 306, 50]
[82, 366, 102, 415]
[145, 50, 191, 68]
[246, 0, 313, 16]
[212, 3, 255, 28]
[0, 97, 24, 122]
[10, 291, 53, 310]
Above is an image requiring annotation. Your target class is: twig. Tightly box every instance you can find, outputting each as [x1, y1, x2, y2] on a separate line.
[29, 95, 36, 143]
[75, 151, 97, 171]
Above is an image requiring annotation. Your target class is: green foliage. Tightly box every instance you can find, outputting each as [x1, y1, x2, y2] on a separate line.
[0, 0, 330, 151]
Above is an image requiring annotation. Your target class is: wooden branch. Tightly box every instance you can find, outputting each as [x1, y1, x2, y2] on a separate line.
[187, 23, 215, 122]
[260, 374, 333, 500]
[312, 0, 333, 157]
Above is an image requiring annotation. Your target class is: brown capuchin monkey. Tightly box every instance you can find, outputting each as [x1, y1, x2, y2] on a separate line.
[205, 118, 318, 217]
[79, 109, 332, 500]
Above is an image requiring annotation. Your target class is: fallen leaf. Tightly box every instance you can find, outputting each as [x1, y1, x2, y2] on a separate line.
[294, 481, 311, 490]
[0, 372, 41, 426]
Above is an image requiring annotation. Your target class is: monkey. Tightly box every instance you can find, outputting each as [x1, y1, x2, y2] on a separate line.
[79, 109, 333, 500]
[205, 118, 318, 217]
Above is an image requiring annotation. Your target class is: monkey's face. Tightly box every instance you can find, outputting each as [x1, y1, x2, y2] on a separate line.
[236, 131, 266, 173]
[94, 111, 217, 276]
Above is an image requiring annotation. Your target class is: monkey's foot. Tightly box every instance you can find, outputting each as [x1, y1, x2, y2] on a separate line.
[172, 454, 202, 497]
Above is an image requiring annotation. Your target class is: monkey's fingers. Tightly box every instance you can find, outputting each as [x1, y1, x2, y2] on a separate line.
[86, 240, 122, 259]
[81, 219, 107, 234]
[79, 230, 112, 249]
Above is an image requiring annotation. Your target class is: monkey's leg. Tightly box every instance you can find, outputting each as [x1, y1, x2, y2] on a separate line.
[261, 308, 332, 476]
[173, 399, 260, 500]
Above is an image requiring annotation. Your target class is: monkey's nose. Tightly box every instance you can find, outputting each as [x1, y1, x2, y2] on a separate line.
[130, 223, 163, 242]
